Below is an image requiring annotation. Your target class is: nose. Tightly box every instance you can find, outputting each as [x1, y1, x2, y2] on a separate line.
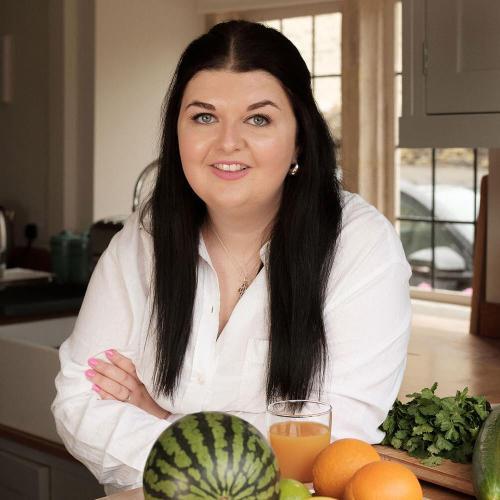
[216, 120, 245, 152]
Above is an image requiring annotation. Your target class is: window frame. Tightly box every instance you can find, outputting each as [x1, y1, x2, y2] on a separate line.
[228, 1, 343, 22]
[205, 0, 477, 307]
[394, 0, 482, 306]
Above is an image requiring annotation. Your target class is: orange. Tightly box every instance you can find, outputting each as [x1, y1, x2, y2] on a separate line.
[343, 461, 423, 500]
[312, 438, 381, 498]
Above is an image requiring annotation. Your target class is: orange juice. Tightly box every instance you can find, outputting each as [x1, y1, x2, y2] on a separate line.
[269, 421, 331, 482]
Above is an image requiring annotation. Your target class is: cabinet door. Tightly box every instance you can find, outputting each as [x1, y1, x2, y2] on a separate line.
[0, 450, 50, 500]
[426, 0, 500, 114]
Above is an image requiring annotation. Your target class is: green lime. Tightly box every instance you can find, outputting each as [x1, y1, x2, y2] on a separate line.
[279, 478, 311, 499]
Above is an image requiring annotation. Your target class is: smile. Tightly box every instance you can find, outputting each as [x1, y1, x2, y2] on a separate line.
[211, 163, 249, 172]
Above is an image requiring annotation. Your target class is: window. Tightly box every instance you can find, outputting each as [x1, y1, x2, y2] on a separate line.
[215, 1, 487, 303]
[242, 3, 342, 147]
[394, 1, 488, 298]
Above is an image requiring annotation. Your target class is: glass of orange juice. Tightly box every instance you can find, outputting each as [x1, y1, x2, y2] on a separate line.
[267, 400, 332, 483]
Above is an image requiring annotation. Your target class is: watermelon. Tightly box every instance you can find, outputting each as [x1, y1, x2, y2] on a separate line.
[143, 411, 280, 499]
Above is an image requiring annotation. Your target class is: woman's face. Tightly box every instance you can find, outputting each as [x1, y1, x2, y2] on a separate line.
[177, 69, 298, 215]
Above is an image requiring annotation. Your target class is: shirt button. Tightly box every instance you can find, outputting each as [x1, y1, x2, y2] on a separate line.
[197, 373, 205, 384]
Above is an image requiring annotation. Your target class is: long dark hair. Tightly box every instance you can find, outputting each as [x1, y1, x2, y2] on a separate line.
[141, 20, 343, 406]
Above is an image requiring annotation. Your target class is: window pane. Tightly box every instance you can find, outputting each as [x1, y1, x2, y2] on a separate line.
[399, 220, 432, 289]
[258, 11, 343, 191]
[397, 148, 432, 218]
[395, 1, 402, 73]
[434, 221, 473, 293]
[283, 16, 313, 73]
[435, 148, 475, 223]
[314, 76, 341, 139]
[314, 12, 341, 75]
[262, 19, 281, 30]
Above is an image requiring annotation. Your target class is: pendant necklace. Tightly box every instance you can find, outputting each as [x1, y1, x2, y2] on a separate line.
[210, 225, 262, 297]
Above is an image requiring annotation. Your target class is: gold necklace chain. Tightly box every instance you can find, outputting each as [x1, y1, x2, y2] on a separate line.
[210, 224, 262, 297]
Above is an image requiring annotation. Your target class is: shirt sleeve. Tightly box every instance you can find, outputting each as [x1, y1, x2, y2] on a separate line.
[323, 201, 413, 444]
[51, 211, 170, 491]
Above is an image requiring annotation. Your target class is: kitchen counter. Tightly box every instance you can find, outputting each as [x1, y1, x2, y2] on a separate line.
[404, 301, 500, 402]
[0, 313, 106, 497]
[0, 315, 77, 442]
[1, 300, 498, 499]
[96, 303, 499, 500]
[0, 309, 80, 326]
[0, 281, 86, 324]
[96, 481, 472, 499]
[0, 282, 86, 324]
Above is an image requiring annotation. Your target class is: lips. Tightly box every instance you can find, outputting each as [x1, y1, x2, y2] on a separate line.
[210, 165, 250, 180]
[211, 162, 250, 172]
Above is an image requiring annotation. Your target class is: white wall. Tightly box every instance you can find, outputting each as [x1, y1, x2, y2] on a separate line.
[0, 0, 51, 247]
[47, 0, 95, 245]
[93, 0, 205, 220]
[0, 0, 204, 246]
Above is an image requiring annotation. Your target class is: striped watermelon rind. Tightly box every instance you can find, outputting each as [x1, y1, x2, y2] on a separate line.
[143, 411, 280, 499]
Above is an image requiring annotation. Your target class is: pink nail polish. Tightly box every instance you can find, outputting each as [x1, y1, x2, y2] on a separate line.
[85, 369, 96, 378]
[88, 358, 98, 367]
[92, 384, 101, 392]
[105, 349, 115, 358]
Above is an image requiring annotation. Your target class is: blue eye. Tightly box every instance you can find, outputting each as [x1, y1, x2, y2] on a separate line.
[190, 113, 271, 126]
[249, 114, 271, 126]
[192, 113, 215, 124]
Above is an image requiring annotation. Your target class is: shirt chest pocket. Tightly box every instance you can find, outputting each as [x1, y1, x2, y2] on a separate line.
[238, 338, 269, 411]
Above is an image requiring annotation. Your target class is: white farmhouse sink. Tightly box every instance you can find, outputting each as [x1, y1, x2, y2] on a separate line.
[0, 316, 76, 443]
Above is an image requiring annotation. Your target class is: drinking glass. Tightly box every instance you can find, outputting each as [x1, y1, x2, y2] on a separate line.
[266, 400, 332, 482]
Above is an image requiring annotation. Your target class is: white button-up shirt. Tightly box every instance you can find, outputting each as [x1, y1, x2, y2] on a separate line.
[52, 191, 412, 493]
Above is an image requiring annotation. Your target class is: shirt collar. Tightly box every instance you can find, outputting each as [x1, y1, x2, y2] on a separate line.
[199, 232, 270, 268]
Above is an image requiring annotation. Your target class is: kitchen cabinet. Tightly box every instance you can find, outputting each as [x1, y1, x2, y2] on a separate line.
[0, 449, 50, 499]
[0, 314, 105, 499]
[400, 0, 500, 147]
[0, 434, 104, 500]
[0, 317, 77, 443]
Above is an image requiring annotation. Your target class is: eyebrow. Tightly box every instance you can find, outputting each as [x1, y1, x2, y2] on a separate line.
[185, 99, 280, 111]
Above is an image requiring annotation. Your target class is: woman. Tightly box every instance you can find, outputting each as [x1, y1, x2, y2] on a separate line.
[52, 20, 411, 493]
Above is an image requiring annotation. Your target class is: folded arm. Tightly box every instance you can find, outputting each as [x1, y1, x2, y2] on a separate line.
[51, 212, 170, 490]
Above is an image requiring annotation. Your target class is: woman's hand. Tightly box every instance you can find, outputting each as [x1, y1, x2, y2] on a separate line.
[84, 349, 171, 420]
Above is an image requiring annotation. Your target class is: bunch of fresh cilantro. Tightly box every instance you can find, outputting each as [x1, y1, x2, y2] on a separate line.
[379, 382, 491, 466]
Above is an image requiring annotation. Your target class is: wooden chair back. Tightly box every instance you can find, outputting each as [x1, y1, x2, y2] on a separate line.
[470, 175, 500, 337]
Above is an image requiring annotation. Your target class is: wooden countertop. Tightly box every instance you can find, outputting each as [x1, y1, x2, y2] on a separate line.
[96, 304, 496, 500]
[2, 301, 497, 499]
[97, 481, 472, 499]
[402, 303, 500, 402]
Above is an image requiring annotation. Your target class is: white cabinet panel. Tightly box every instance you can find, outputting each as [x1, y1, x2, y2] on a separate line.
[400, 0, 500, 147]
[426, 0, 500, 114]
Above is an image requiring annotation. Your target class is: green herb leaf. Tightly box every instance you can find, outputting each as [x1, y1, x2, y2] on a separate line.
[379, 383, 491, 466]
[435, 434, 454, 451]
[395, 430, 408, 440]
[391, 437, 403, 449]
[422, 455, 443, 466]
[413, 424, 434, 435]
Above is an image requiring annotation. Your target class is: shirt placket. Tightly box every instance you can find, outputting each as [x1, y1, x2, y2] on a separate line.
[186, 238, 219, 409]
